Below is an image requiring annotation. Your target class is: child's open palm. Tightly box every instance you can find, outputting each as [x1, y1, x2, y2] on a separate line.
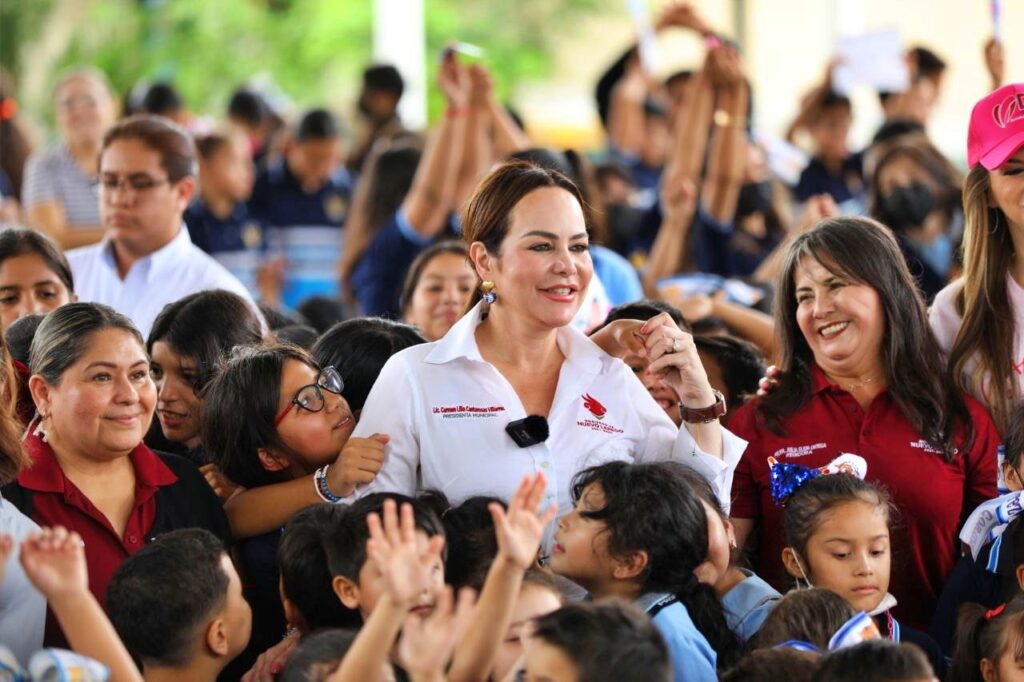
[19, 526, 88, 601]
[367, 499, 446, 608]
[490, 473, 557, 570]
[398, 586, 477, 682]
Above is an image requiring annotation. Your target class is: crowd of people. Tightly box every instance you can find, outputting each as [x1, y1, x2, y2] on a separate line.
[0, 3, 1021, 681]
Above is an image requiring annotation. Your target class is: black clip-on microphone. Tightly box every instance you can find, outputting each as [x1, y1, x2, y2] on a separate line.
[505, 415, 550, 448]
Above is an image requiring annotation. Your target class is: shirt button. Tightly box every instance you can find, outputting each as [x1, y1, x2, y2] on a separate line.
[128, 535, 138, 544]
[541, 462, 551, 469]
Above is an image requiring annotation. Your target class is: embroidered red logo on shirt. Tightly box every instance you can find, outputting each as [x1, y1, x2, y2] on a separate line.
[582, 394, 607, 420]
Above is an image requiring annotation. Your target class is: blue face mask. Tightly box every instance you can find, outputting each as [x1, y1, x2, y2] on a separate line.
[913, 231, 953, 278]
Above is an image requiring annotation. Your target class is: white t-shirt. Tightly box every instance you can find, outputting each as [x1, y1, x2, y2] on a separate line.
[351, 302, 747, 538]
[0, 495, 44, 667]
[929, 274, 1024, 410]
[67, 226, 259, 338]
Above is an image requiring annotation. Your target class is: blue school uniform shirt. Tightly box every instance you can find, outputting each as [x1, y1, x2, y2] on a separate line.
[591, 244, 643, 306]
[794, 153, 864, 205]
[638, 592, 717, 682]
[249, 159, 352, 308]
[184, 200, 265, 297]
[350, 209, 459, 318]
[720, 569, 780, 642]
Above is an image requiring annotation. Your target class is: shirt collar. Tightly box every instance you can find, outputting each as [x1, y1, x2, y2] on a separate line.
[18, 430, 178, 494]
[99, 225, 192, 281]
[424, 302, 607, 375]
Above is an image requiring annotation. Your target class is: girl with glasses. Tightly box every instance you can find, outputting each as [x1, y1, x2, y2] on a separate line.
[201, 344, 358, 671]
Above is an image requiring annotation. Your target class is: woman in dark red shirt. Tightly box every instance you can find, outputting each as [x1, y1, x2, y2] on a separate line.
[2, 302, 229, 645]
[729, 216, 997, 630]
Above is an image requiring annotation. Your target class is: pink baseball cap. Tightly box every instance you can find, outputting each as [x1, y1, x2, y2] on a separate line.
[968, 83, 1024, 170]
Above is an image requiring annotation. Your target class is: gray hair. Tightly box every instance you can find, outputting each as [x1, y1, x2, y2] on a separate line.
[30, 303, 143, 385]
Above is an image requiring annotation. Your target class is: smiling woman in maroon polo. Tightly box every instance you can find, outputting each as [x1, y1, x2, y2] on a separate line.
[1, 302, 228, 645]
[728, 216, 998, 629]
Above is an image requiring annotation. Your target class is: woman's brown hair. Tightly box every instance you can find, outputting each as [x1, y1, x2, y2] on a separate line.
[949, 164, 1018, 433]
[758, 216, 973, 461]
[461, 160, 586, 310]
[0, 332, 29, 486]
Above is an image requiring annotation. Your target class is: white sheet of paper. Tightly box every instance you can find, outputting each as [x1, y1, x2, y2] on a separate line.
[753, 131, 810, 187]
[832, 29, 909, 95]
[626, 0, 658, 73]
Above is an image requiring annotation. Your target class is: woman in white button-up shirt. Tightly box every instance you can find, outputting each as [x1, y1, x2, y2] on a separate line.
[340, 161, 746, 519]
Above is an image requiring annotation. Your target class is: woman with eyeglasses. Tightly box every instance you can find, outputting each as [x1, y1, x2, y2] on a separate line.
[145, 289, 263, 501]
[200, 343, 357, 668]
[22, 68, 117, 249]
[1, 302, 229, 647]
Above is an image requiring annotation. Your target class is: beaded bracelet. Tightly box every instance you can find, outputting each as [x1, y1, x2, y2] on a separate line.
[314, 464, 344, 504]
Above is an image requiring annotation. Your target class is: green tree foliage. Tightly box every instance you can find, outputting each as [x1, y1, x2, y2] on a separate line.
[5, 0, 602, 131]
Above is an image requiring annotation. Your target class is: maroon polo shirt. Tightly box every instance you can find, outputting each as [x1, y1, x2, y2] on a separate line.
[18, 431, 178, 645]
[729, 364, 998, 629]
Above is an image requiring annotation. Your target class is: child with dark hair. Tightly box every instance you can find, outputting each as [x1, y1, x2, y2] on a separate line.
[201, 344, 361, 670]
[693, 335, 765, 421]
[106, 528, 251, 681]
[250, 107, 352, 309]
[147, 289, 263, 485]
[777, 460, 945, 673]
[324, 492, 447, 625]
[815, 640, 937, 682]
[749, 588, 855, 651]
[280, 628, 359, 682]
[312, 317, 426, 414]
[297, 295, 347, 334]
[217, 317, 423, 551]
[549, 461, 740, 680]
[664, 464, 779, 642]
[523, 601, 672, 682]
[3, 311, 43, 367]
[426, 493, 505, 590]
[278, 504, 360, 634]
[950, 595, 1024, 682]
[931, 403, 1024, 654]
[186, 128, 264, 298]
[327, 475, 555, 682]
[721, 648, 819, 682]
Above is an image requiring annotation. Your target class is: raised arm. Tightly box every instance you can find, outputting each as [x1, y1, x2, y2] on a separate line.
[401, 54, 469, 239]
[448, 474, 556, 682]
[20, 527, 142, 682]
[223, 434, 388, 539]
[701, 46, 749, 225]
[328, 499, 448, 682]
[452, 65, 495, 211]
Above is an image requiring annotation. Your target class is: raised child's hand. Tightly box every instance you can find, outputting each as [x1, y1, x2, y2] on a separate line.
[367, 499, 446, 609]
[491, 473, 557, 570]
[19, 526, 88, 602]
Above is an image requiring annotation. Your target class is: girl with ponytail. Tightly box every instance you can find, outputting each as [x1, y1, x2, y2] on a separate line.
[548, 460, 740, 681]
[949, 595, 1024, 682]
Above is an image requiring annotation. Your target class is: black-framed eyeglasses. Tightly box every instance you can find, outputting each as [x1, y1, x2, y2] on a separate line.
[95, 175, 172, 193]
[274, 366, 344, 426]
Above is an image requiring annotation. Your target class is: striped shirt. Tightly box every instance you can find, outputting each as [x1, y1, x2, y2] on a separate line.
[21, 144, 100, 227]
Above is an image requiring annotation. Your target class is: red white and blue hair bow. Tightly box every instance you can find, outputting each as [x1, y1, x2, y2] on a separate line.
[768, 453, 868, 507]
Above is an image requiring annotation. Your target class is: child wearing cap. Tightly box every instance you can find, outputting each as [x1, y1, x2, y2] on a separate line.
[930, 83, 1024, 437]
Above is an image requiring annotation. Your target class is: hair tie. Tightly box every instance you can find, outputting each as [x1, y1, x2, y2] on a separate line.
[0, 98, 16, 121]
[986, 604, 1007, 621]
[769, 453, 868, 507]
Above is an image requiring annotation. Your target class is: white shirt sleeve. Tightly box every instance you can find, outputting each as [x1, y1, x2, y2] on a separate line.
[626, 366, 747, 514]
[348, 352, 422, 498]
